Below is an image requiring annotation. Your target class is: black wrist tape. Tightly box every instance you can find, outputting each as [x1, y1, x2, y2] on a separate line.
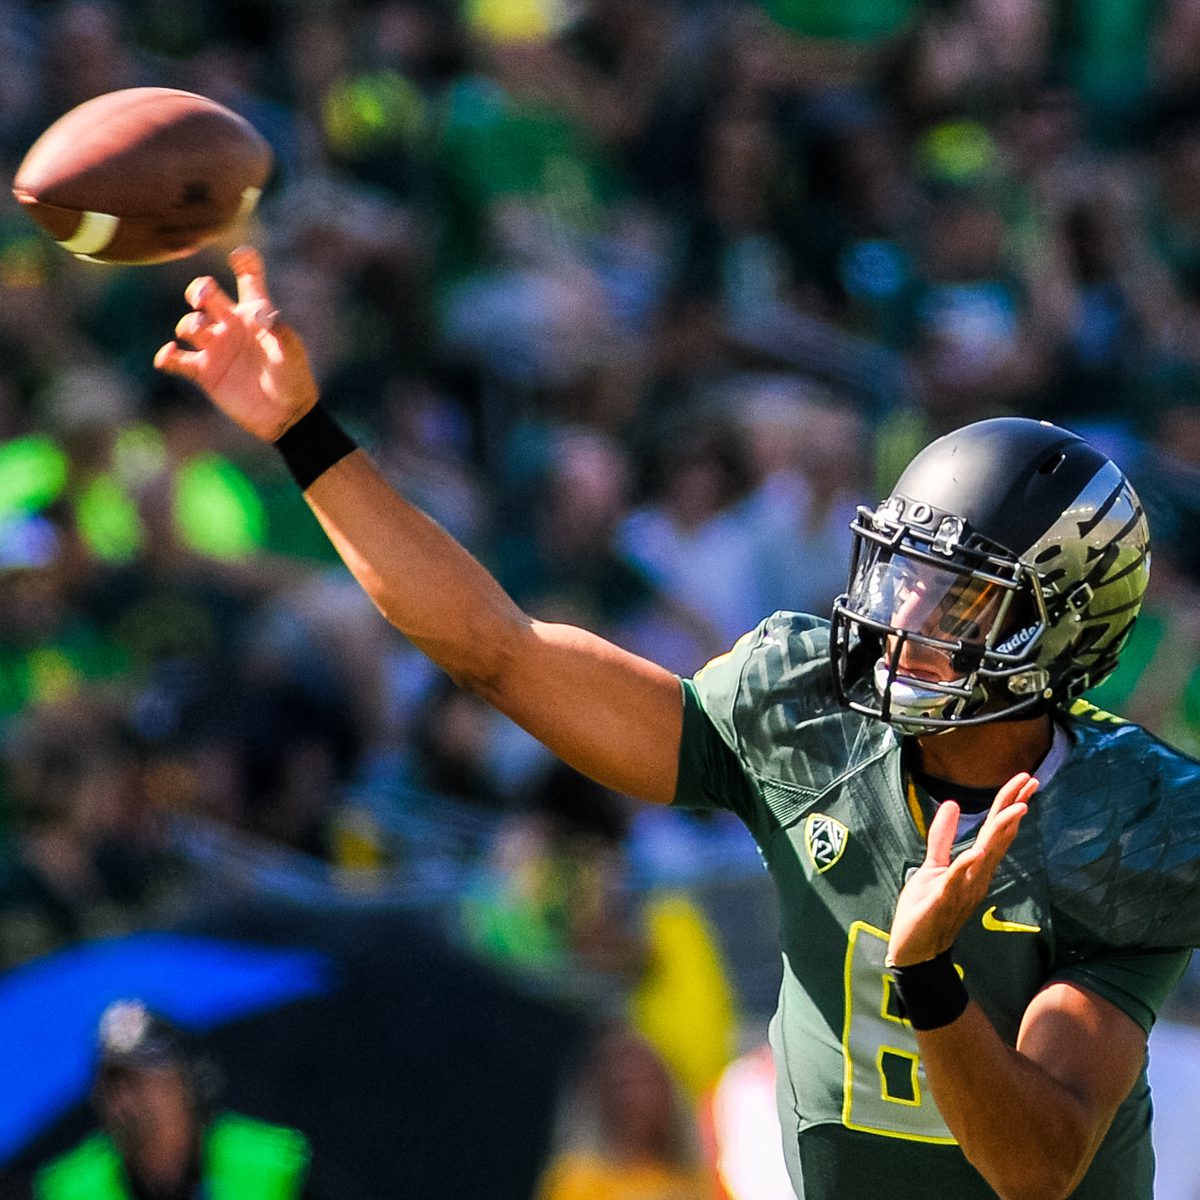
[889, 947, 969, 1031]
[274, 404, 357, 490]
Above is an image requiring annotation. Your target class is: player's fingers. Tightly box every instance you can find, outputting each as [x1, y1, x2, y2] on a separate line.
[955, 802, 1028, 888]
[153, 340, 204, 381]
[260, 317, 307, 362]
[230, 245, 274, 316]
[994, 771, 1036, 810]
[925, 799, 960, 868]
[174, 311, 218, 346]
[975, 772, 1036, 845]
[983, 805, 1026, 863]
[185, 275, 236, 321]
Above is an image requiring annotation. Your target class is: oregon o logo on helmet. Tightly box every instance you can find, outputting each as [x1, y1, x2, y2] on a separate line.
[907, 502, 932, 525]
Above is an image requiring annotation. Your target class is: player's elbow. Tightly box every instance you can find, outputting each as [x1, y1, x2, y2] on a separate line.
[973, 1143, 1089, 1200]
[385, 593, 530, 698]
[993, 1177, 1077, 1200]
[439, 608, 530, 703]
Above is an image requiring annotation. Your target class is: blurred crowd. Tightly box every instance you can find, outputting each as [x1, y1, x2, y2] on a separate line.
[3, 0, 1200, 1189]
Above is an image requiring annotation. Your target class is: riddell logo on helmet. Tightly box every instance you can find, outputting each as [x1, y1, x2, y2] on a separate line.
[996, 624, 1038, 655]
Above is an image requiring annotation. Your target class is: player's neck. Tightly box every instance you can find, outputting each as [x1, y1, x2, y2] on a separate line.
[913, 714, 1054, 789]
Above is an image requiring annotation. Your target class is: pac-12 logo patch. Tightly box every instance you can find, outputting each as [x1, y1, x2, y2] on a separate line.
[805, 813, 849, 873]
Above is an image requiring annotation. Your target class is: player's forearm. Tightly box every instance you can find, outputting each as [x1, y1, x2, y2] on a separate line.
[916, 1003, 1095, 1200]
[303, 449, 527, 685]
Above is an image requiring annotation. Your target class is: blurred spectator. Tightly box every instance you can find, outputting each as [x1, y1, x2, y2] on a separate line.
[739, 0, 918, 95]
[1064, 0, 1153, 138]
[697, 1043, 792, 1200]
[1135, 398, 1200, 587]
[0, 701, 171, 967]
[373, 376, 485, 548]
[558, 0, 678, 174]
[460, 764, 737, 1099]
[410, 680, 552, 809]
[459, 804, 634, 978]
[458, 761, 636, 969]
[37, 1, 143, 117]
[795, 97, 919, 340]
[494, 424, 723, 672]
[619, 418, 763, 647]
[1143, 115, 1200, 338]
[536, 1021, 714, 1200]
[33, 999, 317, 1200]
[670, 93, 807, 337]
[908, 190, 1048, 427]
[737, 382, 868, 618]
[1146, 0, 1200, 131]
[1017, 160, 1169, 435]
[892, 0, 1053, 127]
[0, 513, 129, 724]
[1086, 544, 1200, 760]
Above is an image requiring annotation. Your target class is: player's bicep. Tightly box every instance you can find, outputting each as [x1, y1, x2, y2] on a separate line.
[1016, 981, 1147, 1148]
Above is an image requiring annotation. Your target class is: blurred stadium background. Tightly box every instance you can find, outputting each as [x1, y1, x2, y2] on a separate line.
[1, 0, 1200, 1196]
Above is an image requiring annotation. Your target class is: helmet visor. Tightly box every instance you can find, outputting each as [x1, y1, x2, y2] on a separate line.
[848, 550, 1007, 649]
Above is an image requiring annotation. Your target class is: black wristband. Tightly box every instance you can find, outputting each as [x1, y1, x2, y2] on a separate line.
[888, 947, 969, 1031]
[274, 404, 357, 490]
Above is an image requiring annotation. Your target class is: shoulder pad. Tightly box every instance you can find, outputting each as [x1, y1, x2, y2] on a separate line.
[690, 612, 894, 799]
[1043, 714, 1200, 950]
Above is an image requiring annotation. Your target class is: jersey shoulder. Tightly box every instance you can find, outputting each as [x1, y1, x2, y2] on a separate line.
[34, 1134, 122, 1200]
[688, 611, 895, 798]
[1042, 700, 1200, 951]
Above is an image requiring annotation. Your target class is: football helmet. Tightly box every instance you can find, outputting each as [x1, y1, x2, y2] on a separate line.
[830, 418, 1150, 732]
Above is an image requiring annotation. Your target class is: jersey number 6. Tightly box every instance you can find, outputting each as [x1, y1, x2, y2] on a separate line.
[842, 922, 957, 1143]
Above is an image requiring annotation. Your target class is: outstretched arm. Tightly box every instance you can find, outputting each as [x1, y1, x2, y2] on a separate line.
[887, 778, 1146, 1200]
[155, 247, 684, 804]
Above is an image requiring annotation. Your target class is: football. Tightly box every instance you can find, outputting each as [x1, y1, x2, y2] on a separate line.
[12, 87, 272, 265]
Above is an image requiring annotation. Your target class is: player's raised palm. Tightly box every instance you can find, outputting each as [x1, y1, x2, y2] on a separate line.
[888, 772, 1038, 968]
[154, 246, 318, 443]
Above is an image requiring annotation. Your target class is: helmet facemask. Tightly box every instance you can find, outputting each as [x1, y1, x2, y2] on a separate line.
[831, 501, 1054, 733]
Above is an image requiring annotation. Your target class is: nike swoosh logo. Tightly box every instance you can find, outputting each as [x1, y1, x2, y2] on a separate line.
[982, 906, 1041, 934]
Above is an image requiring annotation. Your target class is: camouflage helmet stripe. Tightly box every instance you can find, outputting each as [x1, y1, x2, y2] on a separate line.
[1095, 547, 1150, 587]
[1076, 477, 1125, 536]
[1087, 597, 1145, 620]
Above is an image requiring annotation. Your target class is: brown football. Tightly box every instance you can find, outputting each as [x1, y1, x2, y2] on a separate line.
[12, 87, 272, 265]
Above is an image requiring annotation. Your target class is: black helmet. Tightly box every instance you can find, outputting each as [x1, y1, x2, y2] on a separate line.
[830, 418, 1150, 732]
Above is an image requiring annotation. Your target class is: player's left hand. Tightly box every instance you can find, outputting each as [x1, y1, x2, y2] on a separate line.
[887, 772, 1039, 968]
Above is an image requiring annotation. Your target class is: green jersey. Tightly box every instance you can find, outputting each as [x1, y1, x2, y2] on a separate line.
[35, 1112, 310, 1200]
[675, 612, 1198, 1200]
